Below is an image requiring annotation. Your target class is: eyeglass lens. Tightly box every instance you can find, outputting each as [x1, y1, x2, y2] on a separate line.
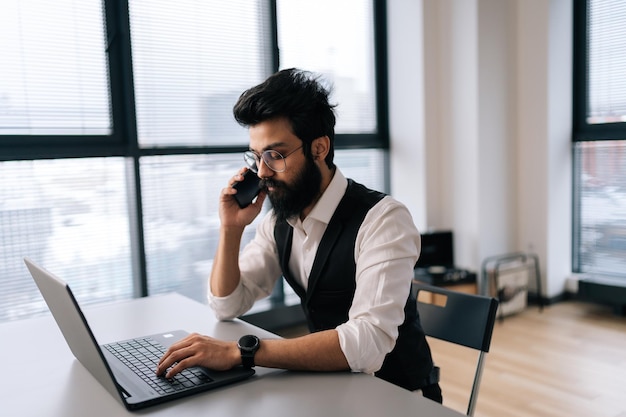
[244, 150, 286, 173]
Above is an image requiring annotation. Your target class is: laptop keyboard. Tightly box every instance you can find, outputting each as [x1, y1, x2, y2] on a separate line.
[104, 337, 213, 395]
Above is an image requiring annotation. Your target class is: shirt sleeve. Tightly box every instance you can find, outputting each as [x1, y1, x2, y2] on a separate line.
[335, 196, 421, 374]
[207, 211, 284, 320]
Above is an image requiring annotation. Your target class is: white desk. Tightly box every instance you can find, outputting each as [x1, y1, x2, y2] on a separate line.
[0, 293, 464, 417]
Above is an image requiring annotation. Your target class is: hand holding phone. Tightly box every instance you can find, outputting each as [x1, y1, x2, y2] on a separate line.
[232, 170, 262, 208]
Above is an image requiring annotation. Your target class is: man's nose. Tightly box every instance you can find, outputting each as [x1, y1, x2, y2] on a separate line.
[256, 157, 274, 178]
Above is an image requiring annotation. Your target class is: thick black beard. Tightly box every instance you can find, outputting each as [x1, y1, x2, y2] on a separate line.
[262, 156, 322, 223]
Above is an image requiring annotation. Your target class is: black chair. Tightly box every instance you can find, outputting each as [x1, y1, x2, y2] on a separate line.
[413, 283, 499, 416]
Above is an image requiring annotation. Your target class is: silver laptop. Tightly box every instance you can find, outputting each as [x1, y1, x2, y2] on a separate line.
[24, 257, 255, 411]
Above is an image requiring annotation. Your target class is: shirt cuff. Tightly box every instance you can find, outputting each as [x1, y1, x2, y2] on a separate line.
[336, 320, 394, 375]
[207, 281, 247, 320]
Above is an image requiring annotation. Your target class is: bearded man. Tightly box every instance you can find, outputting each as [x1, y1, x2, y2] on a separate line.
[157, 68, 442, 403]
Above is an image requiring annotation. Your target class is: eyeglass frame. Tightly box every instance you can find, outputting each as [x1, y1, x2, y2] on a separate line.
[243, 145, 304, 173]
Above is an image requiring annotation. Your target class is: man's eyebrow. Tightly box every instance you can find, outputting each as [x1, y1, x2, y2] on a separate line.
[250, 142, 290, 153]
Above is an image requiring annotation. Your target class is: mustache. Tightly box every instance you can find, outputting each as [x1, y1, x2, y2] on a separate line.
[260, 178, 286, 189]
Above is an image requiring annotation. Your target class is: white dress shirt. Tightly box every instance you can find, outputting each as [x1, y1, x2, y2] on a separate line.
[208, 169, 421, 375]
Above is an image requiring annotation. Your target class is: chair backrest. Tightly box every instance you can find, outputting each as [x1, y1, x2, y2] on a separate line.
[413, 282, 499, 416]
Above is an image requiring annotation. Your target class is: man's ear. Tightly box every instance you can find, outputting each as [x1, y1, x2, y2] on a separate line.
[312, 135, 330, 160]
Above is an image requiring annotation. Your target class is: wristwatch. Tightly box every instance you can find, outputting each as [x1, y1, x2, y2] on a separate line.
[237, 335, 260, 368]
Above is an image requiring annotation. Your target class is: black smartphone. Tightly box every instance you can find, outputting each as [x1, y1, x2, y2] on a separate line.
[232, 170, 262, 208]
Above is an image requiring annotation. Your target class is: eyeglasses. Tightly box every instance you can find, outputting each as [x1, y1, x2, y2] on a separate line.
[243, 145, 303, 173]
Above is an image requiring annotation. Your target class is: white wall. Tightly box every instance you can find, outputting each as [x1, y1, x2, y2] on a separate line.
[387, 0, 572, 298]
[387, 0, 427, 229]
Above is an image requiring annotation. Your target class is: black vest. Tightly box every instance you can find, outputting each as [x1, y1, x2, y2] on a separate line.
[274, 179, 435, 390]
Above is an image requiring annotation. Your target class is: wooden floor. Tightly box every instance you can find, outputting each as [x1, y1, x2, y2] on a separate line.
[428, 300, 626, 417]
[277, 300, 626, 417]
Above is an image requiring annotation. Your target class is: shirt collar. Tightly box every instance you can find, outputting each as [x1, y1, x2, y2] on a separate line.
[286, 168, 348, 227]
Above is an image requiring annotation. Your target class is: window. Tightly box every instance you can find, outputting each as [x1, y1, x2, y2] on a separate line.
[0, 0, 387, 323]
[277, 0, 378, 134]
[129, 0, 271, 147]
[0, 0, 111, 137]
[573, 0, 626, 277]
[0, 158, 133, 321]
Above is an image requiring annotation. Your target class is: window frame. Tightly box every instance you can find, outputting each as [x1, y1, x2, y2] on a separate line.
[572, 0, 626, 142]
[0, 0, 390, 296]
[572, 0, 626, 274]
[1, 0, 389, 159]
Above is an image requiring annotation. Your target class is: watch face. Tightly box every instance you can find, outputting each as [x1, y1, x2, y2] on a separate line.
[239, 335, 259, 351]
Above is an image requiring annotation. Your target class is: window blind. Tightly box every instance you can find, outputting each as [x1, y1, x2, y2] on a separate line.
[573, 0, 626, 277]
[587, 0, 626, 124]
[276, 0, 378, 135]
[0, 158, 133, 322]
[128, 0, 272, 147]
[0, 0, 111, 135]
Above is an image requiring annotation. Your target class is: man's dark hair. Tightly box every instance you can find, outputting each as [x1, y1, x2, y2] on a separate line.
[233, 68, 336, 169]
